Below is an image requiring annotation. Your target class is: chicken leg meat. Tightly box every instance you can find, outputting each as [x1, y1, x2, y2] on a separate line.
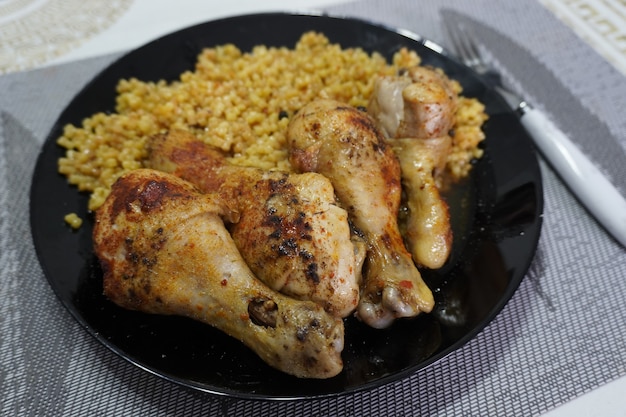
[287, 99, 434, 329]
[148, 130, 363, 318]
[368, 66, 456, 269]
[93, 168, 344, 379]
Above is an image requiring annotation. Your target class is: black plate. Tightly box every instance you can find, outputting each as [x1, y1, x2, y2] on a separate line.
[30, 13, 543, 400]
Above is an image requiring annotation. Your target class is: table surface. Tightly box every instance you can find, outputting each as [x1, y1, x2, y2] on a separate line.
[1, 1, 625, 416]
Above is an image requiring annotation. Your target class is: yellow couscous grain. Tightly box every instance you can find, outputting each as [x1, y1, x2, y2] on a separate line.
[64, 213, 83, 229]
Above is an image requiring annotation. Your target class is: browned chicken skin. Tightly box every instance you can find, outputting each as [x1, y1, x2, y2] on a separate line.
[148, 130, 363, 318]
[392, 137, 453, 269]
[369, 66, 456, 269]
[93, 169, 344, 379]
[287, 99, 434, 329]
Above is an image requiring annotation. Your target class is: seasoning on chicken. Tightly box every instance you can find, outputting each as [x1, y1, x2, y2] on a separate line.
[368, 66, 457, 269]
[287, 99, 434, 329]
[369, 66, 458, 139]
[148, 130, 364, 318]
[392, 137, 453, 269]
[93, 168, 345, 379]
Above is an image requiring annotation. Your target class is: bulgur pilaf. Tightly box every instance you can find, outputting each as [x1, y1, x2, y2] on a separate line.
[57, 32, 487, 212]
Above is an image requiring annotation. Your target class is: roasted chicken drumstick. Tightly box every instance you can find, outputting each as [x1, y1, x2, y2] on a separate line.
[287, 99, 434, 329]
[93, 168, 344, 379]
[368, 66, 456, 269]
[148, 130, 363, 318]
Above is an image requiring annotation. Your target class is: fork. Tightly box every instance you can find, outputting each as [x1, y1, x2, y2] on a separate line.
[444, 20, 527, 112]
[444, 19, 626, 248]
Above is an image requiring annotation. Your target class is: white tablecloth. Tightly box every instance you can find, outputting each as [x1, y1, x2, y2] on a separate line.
[2, 0, 625, 76]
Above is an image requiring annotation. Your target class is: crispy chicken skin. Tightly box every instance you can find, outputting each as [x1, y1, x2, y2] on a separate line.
[368, 66, 456, 269]
[148, 130, 363, 318]
[93, 168, 344, 379]
[287, 99, 434, 329]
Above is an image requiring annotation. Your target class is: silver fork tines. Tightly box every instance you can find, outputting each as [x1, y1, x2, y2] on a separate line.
[444, 22, 489, 74]
[444, 20, 526, 111]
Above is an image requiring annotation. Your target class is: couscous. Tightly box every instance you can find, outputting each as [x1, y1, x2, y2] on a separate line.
[57, 32, 487, 212]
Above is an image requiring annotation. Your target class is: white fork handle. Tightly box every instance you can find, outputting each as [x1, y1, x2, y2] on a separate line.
[520, 107, 626, 247]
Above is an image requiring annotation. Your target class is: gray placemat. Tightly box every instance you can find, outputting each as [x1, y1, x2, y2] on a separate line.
[1, 0, 625, 416]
